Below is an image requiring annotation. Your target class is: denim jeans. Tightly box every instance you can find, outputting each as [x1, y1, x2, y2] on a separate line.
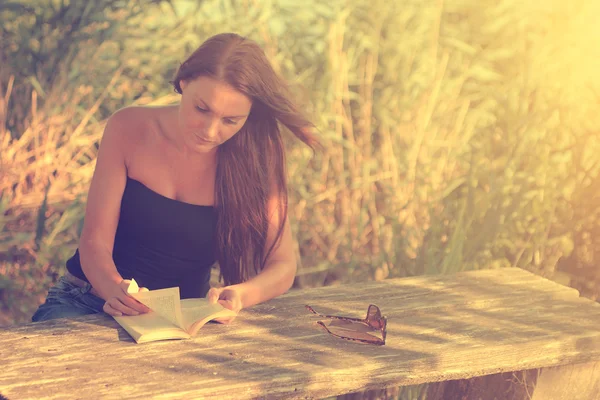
[31, 276, 106, 322]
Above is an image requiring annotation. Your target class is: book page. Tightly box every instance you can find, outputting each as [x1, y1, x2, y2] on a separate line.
[130, 287, 184, 330]
[181, 298, 237, 335]
[113, 312, 191, 343]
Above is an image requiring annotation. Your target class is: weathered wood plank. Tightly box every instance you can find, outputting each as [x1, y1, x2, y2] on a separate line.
[1, 267, 599, 400]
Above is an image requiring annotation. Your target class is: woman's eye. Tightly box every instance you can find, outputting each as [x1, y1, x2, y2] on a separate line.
[196, 106, 208, 113]
[224, 119, 237, 125]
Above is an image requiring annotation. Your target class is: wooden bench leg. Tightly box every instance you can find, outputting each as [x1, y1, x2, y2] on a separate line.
[425, 361, 599, 400]
[531, 361, 600, 400]
[425, 370, 537, 400]
[339, 362, 599, 400]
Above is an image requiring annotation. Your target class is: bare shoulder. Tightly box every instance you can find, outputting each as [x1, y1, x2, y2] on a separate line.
[109, 105, 162, 122]
[102, 106, 165, 147]
[104, 106, 147, 137]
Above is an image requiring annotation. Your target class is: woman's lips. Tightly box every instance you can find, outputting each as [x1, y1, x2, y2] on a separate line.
[193, 135, 213, 144]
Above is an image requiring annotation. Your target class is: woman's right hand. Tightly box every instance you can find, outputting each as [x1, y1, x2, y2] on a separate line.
[102, 279, 151, 317]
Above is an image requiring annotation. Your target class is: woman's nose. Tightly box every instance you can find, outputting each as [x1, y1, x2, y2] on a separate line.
[204, 118, 219, 140]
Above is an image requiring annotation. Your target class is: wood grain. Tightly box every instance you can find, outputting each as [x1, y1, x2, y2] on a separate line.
[1, 267, 599, 399]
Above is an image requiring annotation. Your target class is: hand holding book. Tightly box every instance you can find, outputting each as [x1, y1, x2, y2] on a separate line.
[207, 286, 242, 324]
[112, 279, 238, 343]
[101, 278, 151, 317]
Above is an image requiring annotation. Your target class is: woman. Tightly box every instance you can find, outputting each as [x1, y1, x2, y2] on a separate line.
[31, 32, 318, 324]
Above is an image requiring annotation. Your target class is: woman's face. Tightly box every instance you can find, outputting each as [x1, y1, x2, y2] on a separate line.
[178, 76, 252, 153]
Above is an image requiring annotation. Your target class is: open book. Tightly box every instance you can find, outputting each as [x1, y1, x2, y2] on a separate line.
[113, 279, 237, 344]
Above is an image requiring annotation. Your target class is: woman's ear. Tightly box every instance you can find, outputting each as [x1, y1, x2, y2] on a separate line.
[180, 79, 188, 91]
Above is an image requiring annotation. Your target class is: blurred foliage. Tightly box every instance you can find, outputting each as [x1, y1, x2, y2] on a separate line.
[1, 0, 599, 336]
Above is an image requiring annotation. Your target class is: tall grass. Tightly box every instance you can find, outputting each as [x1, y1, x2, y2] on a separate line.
[287, 0, 600, 290]
[1, 0, 599, 335]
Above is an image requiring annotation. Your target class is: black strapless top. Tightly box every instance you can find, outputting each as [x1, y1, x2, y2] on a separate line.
[66, 177, 216, 299]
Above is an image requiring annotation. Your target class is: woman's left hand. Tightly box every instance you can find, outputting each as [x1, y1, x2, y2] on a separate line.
[207, 286, 243, 324]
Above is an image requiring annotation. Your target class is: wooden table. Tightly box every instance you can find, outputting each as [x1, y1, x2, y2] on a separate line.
[2, 267, 600, 400]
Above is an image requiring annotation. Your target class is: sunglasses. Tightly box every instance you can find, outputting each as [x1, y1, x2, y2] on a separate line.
[305, 304, 387, 346]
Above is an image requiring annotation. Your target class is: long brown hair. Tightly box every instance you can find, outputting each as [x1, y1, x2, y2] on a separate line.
[172, 33, 318, 286]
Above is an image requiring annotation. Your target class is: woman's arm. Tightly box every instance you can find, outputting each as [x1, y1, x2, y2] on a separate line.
[230, 215, 297, 308]
[207, 190, 297, 320]
[78, 108, 149, 316]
